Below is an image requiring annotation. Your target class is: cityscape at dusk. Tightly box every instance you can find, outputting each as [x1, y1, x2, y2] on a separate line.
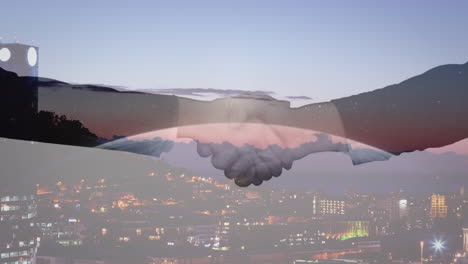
[2, 137, 468, 264]
[2, 1, 468, 264]
[4, 151, 468, 264]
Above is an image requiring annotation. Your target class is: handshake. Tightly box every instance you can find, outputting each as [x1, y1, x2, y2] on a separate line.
[195, 133, 349, 187]
[176, 97, 354, 186]
[98, 97, 392, 187]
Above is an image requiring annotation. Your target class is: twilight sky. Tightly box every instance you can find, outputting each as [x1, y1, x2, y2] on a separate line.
[2, 0, 468, 101]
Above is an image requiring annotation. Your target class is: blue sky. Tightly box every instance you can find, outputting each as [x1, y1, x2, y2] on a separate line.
[2, 0, 468, 100]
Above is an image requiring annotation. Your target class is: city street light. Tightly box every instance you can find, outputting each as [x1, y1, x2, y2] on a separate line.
[432, 239, 446, 253]
[420, 241, 424, 264]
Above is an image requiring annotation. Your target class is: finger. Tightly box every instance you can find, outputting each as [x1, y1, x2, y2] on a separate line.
[196, 142, 213, 157]
[210, 143, 239, 170]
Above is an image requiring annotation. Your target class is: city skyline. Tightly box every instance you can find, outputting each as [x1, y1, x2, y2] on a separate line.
[4, 153, 467, 263]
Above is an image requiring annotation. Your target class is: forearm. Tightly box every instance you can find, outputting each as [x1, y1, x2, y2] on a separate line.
[331, 92, 468, 154]
[286, 63, 468, 154]
[39, 87, 180, 139]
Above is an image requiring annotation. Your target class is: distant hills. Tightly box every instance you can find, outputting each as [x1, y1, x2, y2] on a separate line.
[332, 61, 468, 154]
[1, 61, 468, 186]
[2, 61, 468, 154]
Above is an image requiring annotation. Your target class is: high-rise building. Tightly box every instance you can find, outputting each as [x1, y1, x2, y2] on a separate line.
[318, 197, 346, 216]
[1, 43, 41, 264]
[368, 207, 389, 236]
[375, 194, 408, 222]
[0, 43, 38, 76]
[1, 191, 41, 264]
[398, 199, 409, 218]
[429, 194, 448, 218]
[0, 43, 39, 140]
[212, 214, 231, 251]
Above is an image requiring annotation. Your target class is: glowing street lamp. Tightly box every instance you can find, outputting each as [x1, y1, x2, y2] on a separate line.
[420, 241, 424, 264]
[432, 239, 446, 253]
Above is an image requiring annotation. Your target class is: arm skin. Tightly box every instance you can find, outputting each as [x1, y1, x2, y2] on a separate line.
[329, 63, 468, 154]
[176, 61, 468, 154]
[2, 61, 468, 155]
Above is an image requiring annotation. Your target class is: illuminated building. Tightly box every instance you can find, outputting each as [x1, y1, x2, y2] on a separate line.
[368, 207, 389, 236]
[213, 215, 231, 251]
[374, 191, 410, 221]
[320, 221, 369, 240]
[0, 43, 38, 76]
[312, 194, 318, 216]
[319, 197, 346, 216]
[34, 218, 85, 247]
[187, 224, 217, 247]
[1, 192, 41, 264]
[398, 199, 408, 218]
[375, 196, 401, 222]
[429, 194, 448, 218]
[234, 220, 369, 250]
[464, 227, 468, 253]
